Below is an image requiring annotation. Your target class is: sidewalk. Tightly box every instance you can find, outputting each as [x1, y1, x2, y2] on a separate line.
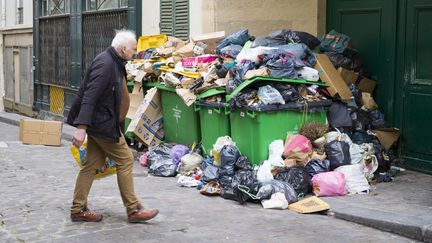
[1, 111, 431, 242]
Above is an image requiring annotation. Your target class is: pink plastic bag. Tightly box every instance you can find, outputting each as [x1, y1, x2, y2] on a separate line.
[283, 134, 312, 158]
[139, 152, 148, 167]
[312, 171, 347, 197]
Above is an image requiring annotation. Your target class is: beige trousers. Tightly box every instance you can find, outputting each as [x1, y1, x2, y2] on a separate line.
[71, 134, 139, 215]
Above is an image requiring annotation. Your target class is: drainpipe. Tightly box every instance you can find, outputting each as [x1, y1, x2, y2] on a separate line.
[0, 0, 6, 111]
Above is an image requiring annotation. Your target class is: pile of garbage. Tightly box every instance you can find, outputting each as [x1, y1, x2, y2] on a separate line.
[128, 28, 402, 210]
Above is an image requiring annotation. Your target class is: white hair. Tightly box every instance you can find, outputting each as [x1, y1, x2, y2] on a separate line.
[111, 29, 136, 49]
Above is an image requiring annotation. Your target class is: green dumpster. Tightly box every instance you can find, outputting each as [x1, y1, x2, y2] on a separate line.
[145, 82, 201, 145]
[195, 89, 230, 155]
[226, 76, 331, 166]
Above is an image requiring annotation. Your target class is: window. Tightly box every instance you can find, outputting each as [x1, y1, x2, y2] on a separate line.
[16, 0, 23, 24]
[160, 0, 190, 40]
[41, 0, 70, 17]
[85, 0, 128, 11]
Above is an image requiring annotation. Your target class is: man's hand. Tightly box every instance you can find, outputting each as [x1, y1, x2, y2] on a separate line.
[72, 125, 87, 148]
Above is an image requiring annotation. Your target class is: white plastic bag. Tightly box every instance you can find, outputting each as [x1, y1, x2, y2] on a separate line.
[326, 130, 353, 145]
[180, 153, 203, 175]
[298, 67, 320, 81]
[257, 160, 273, 184]
[236, 46, 275, 63]
[268, 140, 285, 167]
[350, 143, 364, 164]
[212, 136, 236, 153]
[261, 192, 289, 209]
[177, 175, 200, 187]
[335, 164, 370, 194]
[257, 85, 285, 105]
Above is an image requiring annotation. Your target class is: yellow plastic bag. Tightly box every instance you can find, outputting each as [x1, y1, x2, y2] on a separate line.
[70, 142, 117, 179]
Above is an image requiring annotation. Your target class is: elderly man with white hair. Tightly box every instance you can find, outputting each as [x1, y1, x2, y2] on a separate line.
[67, 29, 159, 223]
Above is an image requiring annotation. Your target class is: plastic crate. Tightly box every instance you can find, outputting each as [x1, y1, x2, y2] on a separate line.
[137, 34, 168, 52]
[226, 76, 331, 165]
[195, 89, 230, 155]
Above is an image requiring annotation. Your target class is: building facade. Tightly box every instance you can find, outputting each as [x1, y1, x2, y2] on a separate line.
[0, 0, 33, 115]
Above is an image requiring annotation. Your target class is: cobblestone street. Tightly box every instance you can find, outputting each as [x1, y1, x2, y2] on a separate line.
[0, 122, 415, 242]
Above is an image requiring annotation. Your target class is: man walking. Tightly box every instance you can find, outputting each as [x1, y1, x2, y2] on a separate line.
[67, 29, 158, 223]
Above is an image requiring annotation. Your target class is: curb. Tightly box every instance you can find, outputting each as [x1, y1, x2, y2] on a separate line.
[330, 207, 432, 242]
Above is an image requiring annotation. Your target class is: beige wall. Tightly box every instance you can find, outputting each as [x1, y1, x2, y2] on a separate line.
[142, 0, 160, 35]
[214, 0, 326, 37]
[190, 0, 216, 37]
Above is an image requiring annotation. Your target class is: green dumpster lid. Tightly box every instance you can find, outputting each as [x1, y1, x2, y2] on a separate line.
[142, 82, 176, 92]
[196, 88, 226, 100]
[226, 76, 329, 102]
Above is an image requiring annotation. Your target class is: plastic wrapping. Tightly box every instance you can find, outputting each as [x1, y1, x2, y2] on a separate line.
[219, 44, 243, 58]
[257, 85, 286, 105]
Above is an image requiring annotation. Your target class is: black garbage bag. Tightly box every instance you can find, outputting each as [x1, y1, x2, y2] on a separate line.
[370, 110, 386, 129]
[219, 145, 240, 177]
[232, 170, 260, 204]
[274, 166, 311, 195]
[220, 44, 243, 59]
[271, 83, 300, 102]
[351, 131, 373, 144]
[328, 102, 353, 129]
[148, 143, 177, 177]
[266, 54, 297, 79]
[326, 51, 363, 72]
[256, 179, 298, 204]
[231, 88, 258, 108]
[325, 140, 351, 170]
[235, 156, 253, 171]
[266, 43, 315, 67]
[292, 31, 321, 50]
[305, 159, 331, 178]
[217, 28, 250, 54]
[351, 109, 372, 131]
[251, 29, 293, 47]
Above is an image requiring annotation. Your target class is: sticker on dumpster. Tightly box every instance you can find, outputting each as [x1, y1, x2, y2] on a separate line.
[240, 112, 245, 117]
[208, 109, 212, 115]
[173, 105, 181, 123]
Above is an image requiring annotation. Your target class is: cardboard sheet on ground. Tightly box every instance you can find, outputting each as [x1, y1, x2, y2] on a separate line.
[288, 196, 330, 214]
[127, 87, 164, 146]
[19, 119, 63, 146]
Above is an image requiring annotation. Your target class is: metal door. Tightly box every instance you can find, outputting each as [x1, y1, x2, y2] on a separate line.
[401, 0, 432, 172]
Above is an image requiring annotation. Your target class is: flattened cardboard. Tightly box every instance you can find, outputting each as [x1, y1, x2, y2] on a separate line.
[361, 92, 378, 110]
[127, 88, 164, 146]
[192, 31, 226, 54]
[315, 54, 353, 100]
[126, 93, 144, 120]
[372, 128, 400, 150]
[288, 196, 330, 214]
[176, 88, 197, 107]
[19, 119, 63, 146]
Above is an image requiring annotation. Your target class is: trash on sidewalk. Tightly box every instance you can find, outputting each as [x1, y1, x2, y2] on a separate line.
[19, 119, 63, 146]
[288, 196, 330, 214]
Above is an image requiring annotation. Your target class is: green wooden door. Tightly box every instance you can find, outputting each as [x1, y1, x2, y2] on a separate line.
[402, 0, 432, 172]
[326, 0, 397, 124]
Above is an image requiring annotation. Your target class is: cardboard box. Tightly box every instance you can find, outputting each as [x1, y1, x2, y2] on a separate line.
[372, 128, 400, 150]
[288, 196, 330, 214]
[192, 31, 225, 54]
[127, 88, 164, 146]
[315, 54, 353, 100]
[357, 77, 377, 93]
[338, 67, 359, 85]
[19, 119, 63, 146]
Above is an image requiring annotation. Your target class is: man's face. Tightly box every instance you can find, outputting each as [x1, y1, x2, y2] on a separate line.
[122, 40, 137, 60]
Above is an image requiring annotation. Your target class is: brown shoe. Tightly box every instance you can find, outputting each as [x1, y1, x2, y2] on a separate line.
[128, 206, 159, 223]
[71, 208, 103, 222]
